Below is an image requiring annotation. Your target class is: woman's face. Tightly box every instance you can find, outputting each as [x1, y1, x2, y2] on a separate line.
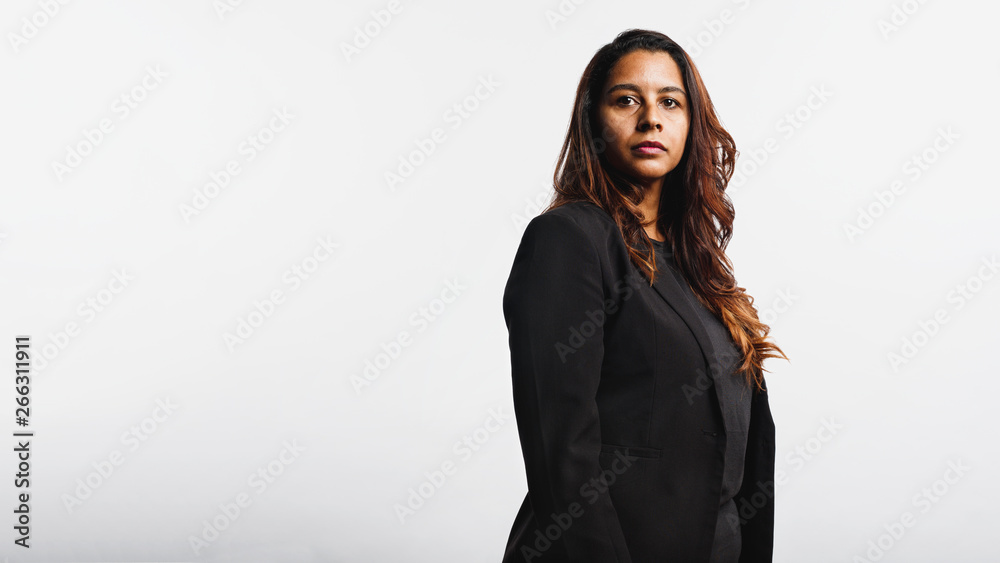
[594, 49, 690, 190]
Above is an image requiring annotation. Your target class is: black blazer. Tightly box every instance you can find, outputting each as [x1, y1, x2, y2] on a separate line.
[501, 201, 775, 562]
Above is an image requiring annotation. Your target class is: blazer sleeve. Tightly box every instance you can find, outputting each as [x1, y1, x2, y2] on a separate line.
[503, 213, 633, 562]
[737, 382, 776, 563]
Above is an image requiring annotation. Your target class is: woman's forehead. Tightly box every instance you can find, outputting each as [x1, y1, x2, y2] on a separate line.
[605, 51, 684, 92]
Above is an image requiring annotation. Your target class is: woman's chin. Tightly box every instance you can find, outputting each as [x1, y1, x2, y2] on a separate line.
[623, 167, 671, 184]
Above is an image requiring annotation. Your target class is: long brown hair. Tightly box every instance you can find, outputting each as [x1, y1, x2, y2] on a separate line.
[546, 28, 788, 391]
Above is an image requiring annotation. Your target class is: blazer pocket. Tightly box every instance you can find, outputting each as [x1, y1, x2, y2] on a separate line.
[599, 443, 663, 459]
[597, 444, 660, 489]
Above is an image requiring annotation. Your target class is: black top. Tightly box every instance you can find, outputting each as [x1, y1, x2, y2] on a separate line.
[650, 238, 752, 563]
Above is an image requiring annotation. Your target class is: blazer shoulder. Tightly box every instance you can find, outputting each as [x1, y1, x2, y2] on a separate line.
[529, 201, 617, 240]
[510, 202, 618, 281]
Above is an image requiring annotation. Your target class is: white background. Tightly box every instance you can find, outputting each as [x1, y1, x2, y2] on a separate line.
[1, 0, 998, 561]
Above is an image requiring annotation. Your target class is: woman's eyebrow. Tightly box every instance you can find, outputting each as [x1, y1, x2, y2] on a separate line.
[606, 83, 687, 97]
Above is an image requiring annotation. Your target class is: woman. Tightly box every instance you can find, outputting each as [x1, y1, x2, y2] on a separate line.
[500, 29, 788, 562]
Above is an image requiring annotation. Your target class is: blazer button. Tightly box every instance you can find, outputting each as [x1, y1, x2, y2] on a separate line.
[702, 429, 719, 437]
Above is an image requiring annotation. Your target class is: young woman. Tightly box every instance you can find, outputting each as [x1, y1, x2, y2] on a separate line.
[501, 29, 788, 562]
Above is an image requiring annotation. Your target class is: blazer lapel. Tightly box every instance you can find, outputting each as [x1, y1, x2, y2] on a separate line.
[649, 264, 718, 370]
[648, 262, 729, 433]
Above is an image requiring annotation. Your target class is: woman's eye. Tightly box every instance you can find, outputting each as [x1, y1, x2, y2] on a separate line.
[616, 95, 637, 106]
[662, 98, 678, 108]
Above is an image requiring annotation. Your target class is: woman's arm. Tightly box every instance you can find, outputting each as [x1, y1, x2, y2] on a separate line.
[503, 212, 632, 563]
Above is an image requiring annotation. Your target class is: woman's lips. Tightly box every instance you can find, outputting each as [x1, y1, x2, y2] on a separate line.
[632, 145, 665, 154]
